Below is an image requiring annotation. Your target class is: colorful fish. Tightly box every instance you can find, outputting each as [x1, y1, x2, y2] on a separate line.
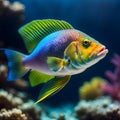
[0, 19, 108, 103]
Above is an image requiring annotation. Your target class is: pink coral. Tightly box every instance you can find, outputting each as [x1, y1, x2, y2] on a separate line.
[102, 54, 120, 101]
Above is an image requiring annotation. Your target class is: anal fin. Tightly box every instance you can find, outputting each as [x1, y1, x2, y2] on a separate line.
[35, 75, 71, 104]
[29, 70, 54, 86]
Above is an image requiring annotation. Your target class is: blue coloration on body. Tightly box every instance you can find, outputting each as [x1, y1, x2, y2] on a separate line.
[24, 30, 77, 74]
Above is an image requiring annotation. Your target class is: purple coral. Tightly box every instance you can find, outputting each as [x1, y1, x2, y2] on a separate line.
[102, 54, 120, 101]
[75, 97, 120, 120]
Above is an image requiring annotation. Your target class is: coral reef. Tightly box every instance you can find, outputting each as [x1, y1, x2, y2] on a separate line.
[0, 1, 41, 119]
[79, 77, 105, 100]
[41, 104, 77, 120]
[0, 0, 25, 48]
[0, 89, 79, 120]
[0, 0, 27, 91]
[0, 0, 25, 14]
[75, 96, 120, 120]
[0, 89, 23, 109]
[19, 101, 41, 120]
[0, 0, 25, 28]
[102, 54, 120, 101]
[0, 89, 41, 120]
[75, 54, 120, 120]
[1, 53, 120, 119]
[0, 108, 27, 120]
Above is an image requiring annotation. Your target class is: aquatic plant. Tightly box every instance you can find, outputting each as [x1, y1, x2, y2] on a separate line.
[75, 96, 120, 120]
[102, 54, 120, 101]
[79, 77, 105, 100]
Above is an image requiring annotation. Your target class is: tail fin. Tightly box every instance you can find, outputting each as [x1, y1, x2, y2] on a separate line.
[3, 49, 28, 81]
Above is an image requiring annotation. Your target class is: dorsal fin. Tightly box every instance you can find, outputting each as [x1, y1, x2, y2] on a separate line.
[18, 19, 73, 53]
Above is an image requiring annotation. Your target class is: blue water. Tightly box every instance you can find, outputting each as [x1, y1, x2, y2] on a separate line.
[4, 0, 120, 105]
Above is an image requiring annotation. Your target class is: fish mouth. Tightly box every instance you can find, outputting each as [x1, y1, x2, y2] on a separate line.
[89, 46, 108, 60]
[96, 46, 108, 58]
[86, 46, 108, 68]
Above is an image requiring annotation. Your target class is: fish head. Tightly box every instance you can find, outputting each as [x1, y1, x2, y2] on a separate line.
[77, 32, 108, 66]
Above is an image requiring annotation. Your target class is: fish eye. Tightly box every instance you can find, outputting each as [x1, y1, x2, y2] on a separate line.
[82, 39, 91, 48]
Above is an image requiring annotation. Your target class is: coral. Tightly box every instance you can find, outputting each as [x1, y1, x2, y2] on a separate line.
[0, 0, 25, 13]
[0, 89, 41, 120]
[40, 104, 77, 120]
[75, 96, 120, 120]
[0, 108, 27, 120]
[19, 101, 41, 120]
[0, 89, 23, 109]
[102, 54, 120, 101]
[0, 0, 25, 27]
[0, 0, 27, 91]
[0, 0, 25, 48]
[58, 114, 65, 120]
[79, 77, 105, 100]
[0, 64, 8, 81]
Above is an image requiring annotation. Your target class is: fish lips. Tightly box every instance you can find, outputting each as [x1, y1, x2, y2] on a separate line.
[85, 46, 108, 68]
[96, 46, 108, 59]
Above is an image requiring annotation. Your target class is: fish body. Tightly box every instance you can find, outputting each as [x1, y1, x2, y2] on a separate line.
[23, 29, 78, 75]
[23, 29, 106, 76]
[0, 19, 108, 103]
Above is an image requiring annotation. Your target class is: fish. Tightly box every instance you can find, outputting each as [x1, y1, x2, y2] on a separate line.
[0, 19, 108, 103]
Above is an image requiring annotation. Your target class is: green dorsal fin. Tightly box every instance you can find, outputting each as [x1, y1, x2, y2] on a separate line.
[29, 70, 54, 87]
[18, 19, 73, 53]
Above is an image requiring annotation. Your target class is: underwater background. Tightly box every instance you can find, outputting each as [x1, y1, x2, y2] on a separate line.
[0, 0, 120, 119]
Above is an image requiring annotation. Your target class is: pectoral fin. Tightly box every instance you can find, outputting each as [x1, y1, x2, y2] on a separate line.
[35, 75, 71, 104]
[47, 57, 68, 72]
